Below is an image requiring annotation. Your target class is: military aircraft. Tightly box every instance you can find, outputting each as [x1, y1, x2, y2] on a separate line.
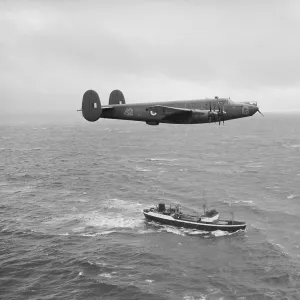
[79, 89, 263, 126]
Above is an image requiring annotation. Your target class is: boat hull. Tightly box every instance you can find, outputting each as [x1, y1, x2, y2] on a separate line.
[143, 211, 246, 232]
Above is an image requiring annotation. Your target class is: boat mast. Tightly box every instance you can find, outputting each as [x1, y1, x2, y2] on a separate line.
[230, 211, 234, 222]
[202, 190, 207, 215]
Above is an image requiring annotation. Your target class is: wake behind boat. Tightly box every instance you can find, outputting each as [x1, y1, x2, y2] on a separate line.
[143, 203, 246, 232]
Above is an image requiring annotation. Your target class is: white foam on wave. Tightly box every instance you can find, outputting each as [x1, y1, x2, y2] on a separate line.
[137, 229, 157, 234]
[79, 230, 117, 237]
[185, 230, 209, 236]
[214, 161, 229, 165]
[103, 198, 144, 213]
[183, 294, 208, 300]
[265, 185, 280, 190]
[287, 194, 298, 199]
[267, 239, 289, 256]
[15, 147, 42, 152]
[158, 226, 186, 236]
[283, 144, 300, 148]
[83, 208, 144, 229]
[87, 260, 108, 267]
[99, 273, 114, 278]
[211, 230, 231, 237]
[223, 199, 254, 206]
[145, 158, 177, 162]
[245, 162, 264, 168]
[43, 198, 145, 235]
[135, 166, 151, 172]
[210, 229, 245, 237]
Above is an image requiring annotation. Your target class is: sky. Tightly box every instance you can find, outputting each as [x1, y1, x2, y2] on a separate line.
[1, 0, 300, 118]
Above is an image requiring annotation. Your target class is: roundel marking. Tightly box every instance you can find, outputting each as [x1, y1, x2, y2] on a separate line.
[150, 110, 157, 116]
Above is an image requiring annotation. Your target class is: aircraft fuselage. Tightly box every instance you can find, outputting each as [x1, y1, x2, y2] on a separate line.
[101, 98, 258, 125]
[80, 90, 260, 125]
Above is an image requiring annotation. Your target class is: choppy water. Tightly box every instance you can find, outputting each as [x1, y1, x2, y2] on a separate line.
[1, 114, 300, 299]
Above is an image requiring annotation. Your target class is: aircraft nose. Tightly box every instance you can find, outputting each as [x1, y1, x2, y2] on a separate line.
[250, 104, 259, 115]
[249, 103, 264, 116]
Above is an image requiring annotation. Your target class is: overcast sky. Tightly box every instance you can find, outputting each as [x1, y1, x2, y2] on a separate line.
[1, 0, 300, 116]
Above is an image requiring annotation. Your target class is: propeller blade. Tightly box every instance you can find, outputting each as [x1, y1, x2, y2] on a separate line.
[258, 109, 264, 117]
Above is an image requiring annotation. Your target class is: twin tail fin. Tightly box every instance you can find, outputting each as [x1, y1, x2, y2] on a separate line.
[81, 89, 125, 122]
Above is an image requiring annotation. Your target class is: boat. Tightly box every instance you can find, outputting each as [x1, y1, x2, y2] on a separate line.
[143, 203, 246, 232]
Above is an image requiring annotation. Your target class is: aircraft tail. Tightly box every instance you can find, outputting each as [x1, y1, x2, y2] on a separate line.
[109, 90, 125, 105]
[81, 90, 102, 122]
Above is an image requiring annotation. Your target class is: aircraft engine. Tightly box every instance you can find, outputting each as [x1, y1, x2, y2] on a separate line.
[82, 90, 102, 122]
[109, 90, 125, 105]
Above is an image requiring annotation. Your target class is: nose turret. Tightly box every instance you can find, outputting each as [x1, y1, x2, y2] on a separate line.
[248, 102, 264, 116]
[249, 104, 259, 116]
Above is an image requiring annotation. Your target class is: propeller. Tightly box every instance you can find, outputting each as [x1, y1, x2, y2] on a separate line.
[258, 109, 264, 117]
[208, 102, 216, 124]
[217, 103, 226, 125]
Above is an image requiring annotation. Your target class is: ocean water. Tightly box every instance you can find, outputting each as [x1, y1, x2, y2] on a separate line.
[0, 113, 300, 300]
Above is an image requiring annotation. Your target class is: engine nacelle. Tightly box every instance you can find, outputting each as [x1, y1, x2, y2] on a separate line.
[109, 90, 125, 105]
[82, 90, 102, 122]
[146, 121, 160, 125]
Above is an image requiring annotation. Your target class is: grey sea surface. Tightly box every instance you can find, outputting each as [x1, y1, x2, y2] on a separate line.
[0, 114, 300, 299]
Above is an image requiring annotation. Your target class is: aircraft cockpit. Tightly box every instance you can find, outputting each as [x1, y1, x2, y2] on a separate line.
[225, 99, 234, 105]
[240, 101, 258, 106]
[217, 98, 234, 105]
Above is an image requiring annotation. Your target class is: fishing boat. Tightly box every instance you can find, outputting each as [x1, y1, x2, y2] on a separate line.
[143, 203, 246, 232]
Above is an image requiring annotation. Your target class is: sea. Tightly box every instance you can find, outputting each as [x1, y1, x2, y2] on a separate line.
[0, 113, 300, 300]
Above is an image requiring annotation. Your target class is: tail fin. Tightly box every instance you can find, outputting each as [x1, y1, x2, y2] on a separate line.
[109, 90, 125, 105]
[82, 90, 102, 122]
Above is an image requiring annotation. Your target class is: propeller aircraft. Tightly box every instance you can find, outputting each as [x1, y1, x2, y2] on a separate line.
[79, 89, 263, 126]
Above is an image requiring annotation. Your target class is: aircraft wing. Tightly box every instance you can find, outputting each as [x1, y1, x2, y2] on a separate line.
[146, 105, 193, 122]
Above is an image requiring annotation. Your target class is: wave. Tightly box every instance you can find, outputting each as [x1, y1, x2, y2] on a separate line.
[283, 144, 300, 149]
[183, 293, 208, 300]
[267, 239, 289, 256]
[145, 158, 177, 162]
[245, 162, 264, 168]
[223, 199, 254, 206]
[214, 161, 229, 165]
[9, 148, 43, 152]
[287, 194, 298, 199]
[102, 198, 144, 212]
[210, 229, 244, 237]
[134, 167, 151, 172]
[99, 272, 115, 278]
[78, 230, 117, 237]
[144, 222, 245, 238]
[137, 228, 158, 234]
[77, 213, 144, 231]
